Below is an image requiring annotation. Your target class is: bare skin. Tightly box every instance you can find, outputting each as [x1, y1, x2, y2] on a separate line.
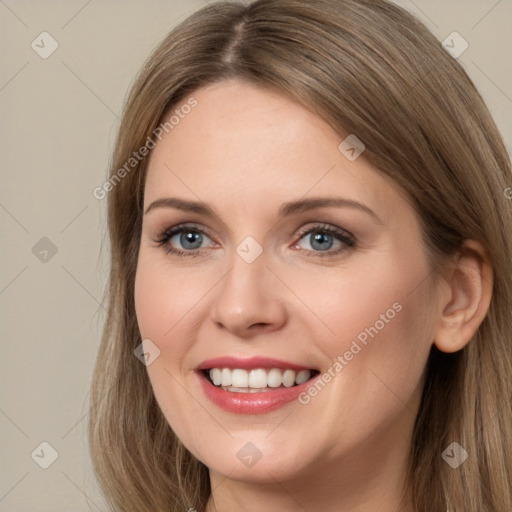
[134, 79, 493, 512]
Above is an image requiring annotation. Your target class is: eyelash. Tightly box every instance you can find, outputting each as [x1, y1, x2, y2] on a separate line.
[154, 222, 356, 259]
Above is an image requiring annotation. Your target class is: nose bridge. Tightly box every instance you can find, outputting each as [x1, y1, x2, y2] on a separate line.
[209, 243, 286, 335]
[231, 244, 268, 293]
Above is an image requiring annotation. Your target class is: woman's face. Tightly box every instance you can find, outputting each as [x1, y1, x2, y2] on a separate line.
[134, 79, 441, 484]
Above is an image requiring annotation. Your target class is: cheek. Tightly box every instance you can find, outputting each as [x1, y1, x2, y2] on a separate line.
[312, 259, 435, 425]
[287, 252, 431, 349]
[134, 257, 203, 441]
[134, 253, 204, 342]
[133, 256, 195, 410]
[302, 247, 435, 385]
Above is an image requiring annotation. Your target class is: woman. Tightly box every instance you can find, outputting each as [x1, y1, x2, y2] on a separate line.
[88, 1, 512, 511]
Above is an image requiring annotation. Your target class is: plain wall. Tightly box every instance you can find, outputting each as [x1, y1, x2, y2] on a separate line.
[1, 0, 510, 510]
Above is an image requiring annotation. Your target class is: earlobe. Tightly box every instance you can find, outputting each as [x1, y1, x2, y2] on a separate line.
[433, 240, 493, 354]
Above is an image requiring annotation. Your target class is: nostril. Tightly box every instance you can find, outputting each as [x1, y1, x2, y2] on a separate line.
[249, 322, 270, 330]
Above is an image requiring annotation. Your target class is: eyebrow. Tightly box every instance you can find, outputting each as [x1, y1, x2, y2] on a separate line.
[144, 196, 382, 224]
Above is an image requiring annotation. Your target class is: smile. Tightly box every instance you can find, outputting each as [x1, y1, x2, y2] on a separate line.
[195, 356, 321, 414]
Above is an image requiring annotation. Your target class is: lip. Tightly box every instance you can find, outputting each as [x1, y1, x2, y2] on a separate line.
[195, 357, 319, 414]
[196, 371, 318, 414]
[196, 356, 313, 372]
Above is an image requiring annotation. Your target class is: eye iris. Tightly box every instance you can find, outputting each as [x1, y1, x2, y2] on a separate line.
[181, 230, 202, 249]
[310, 232, 333, 251]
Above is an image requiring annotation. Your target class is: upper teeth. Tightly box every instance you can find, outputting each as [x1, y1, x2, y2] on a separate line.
[208, 368, 312, 388]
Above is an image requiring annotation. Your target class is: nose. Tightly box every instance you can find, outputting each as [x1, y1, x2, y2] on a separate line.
[209, 251, 287, 338]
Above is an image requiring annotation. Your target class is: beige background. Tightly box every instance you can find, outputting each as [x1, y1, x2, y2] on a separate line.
[1, 0, 511, 510]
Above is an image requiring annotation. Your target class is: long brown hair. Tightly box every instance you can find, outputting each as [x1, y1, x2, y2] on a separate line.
[89, 1, 512, 510]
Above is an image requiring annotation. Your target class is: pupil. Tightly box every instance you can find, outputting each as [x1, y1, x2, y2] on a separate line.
[182, 231, 201, 249]
[311, 232, 333, 251]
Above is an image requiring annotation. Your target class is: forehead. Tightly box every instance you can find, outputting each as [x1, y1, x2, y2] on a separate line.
[144, 79, 407, 220]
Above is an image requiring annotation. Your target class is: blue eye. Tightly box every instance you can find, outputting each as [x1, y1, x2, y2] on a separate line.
[155, 223, 355, 258]
[170, 229, 207, 251]
[293, 224, 355, 257]
[301, 231, 338, 251]
[155, 224, 213, 257]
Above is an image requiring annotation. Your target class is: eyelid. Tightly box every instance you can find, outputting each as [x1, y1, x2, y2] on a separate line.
[294, 222, 354, 243]
[155, 222, 214, 244]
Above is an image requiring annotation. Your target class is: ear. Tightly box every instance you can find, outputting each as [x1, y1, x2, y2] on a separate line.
[433, 239, 493, 353]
